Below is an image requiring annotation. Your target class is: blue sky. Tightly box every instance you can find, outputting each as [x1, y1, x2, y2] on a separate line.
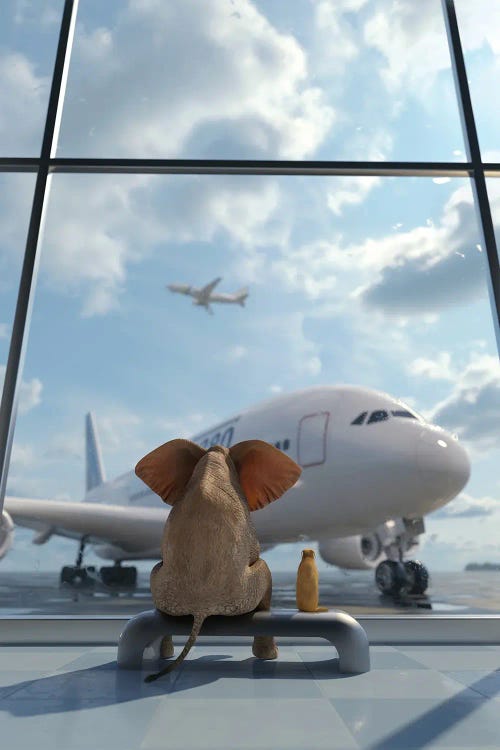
[0, 0, 499, 581]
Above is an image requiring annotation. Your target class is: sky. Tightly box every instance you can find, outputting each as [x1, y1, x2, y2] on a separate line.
[0, 0, 499, 585]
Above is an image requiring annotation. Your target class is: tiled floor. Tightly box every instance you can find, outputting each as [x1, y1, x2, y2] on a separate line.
[1, 642, 500, 749]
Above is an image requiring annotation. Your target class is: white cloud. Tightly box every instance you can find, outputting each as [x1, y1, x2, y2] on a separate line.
[362, 0, 500, 99]
[355, 184, 496, 316]
[430, 492, 499, 520]
[327, 176, 381, 216]
[0, 52, 49, 155]
[407, 352, 455, 381]
[156, 411, 217, 441]
[0, 365, 42, 414]
[264, 312, 322, 378]
[0, 173, 36, 271]
[60, 0, 335, 160]
[264, 180, 497, 320]
[10, 441, 36, 470]
[31, 172, 286, 317]
[311, 0, 369, 77]
[269, 384, 283, 394]
[225, 345, 248, 362]
[363, 0, 452, 97]
[429, 354, 500, 454]
[95, 407, 142, 455]
[0, 323, 9, 339]
[419, 532, 500, 571]
[13, 0, 60, 26]
[236, 311, 322, 388]
[455, 0, 500, 56]
[270, 240, 340, 300]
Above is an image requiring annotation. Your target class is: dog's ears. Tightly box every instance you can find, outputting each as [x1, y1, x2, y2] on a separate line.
[229, 440, 302, 511]
[135, 439, 205, 505]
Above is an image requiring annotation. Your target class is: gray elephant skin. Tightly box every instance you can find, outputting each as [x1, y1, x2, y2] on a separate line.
[135, 438, 302, 682]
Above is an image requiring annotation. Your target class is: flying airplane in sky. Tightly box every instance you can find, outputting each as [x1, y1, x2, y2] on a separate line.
[166, 277, 249, 314]
[1, 385, 470, 596]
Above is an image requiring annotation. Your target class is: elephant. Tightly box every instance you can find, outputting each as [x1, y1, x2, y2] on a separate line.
[134, 438, 302, 682]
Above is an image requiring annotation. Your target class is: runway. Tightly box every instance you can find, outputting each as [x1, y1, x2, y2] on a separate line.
[2, 569, 500, 616]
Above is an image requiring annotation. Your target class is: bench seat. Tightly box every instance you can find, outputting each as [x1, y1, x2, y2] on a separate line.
[117, 608, 370, 674]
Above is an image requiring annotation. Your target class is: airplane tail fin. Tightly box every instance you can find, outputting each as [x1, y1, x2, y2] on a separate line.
[85, 412, 106, 492]
[235, 287, 249, 307]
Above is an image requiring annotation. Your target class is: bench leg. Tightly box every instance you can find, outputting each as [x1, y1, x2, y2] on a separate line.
[330, 619, 371, 674]
[117, 610, 167, 669]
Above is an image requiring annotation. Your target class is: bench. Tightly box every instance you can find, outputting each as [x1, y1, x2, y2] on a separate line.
[117, 608, 370, 674]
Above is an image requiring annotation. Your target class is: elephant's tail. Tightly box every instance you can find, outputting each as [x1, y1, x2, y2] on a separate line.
[144, 613, 205, 683]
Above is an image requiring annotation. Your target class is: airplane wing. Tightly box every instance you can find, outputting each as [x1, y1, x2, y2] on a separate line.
[200, 277, 222, 296]
[4, 496, 167, 551]
[166, 283, 192, 296]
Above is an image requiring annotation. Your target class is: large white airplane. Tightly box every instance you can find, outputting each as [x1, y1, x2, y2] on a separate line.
[1, 385, 470, 596]
[166, 277, 249, 315]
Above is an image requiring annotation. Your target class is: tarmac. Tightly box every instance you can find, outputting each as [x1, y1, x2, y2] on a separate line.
[1, 568, 500, 616]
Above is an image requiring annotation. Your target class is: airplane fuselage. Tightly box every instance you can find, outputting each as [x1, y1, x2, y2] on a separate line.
[84, 385, 470, 561]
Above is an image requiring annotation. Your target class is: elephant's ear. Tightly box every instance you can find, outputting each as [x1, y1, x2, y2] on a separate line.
[135, 439, 206, 505]
[229, 440, 302, 511]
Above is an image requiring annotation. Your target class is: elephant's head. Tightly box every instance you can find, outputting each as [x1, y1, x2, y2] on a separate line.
[135, 438, 301, 512]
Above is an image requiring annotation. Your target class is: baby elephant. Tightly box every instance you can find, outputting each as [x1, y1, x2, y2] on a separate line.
[135, 438, 302, 682]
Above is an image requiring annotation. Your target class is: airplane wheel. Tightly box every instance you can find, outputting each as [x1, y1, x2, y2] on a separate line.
[402, 560, 429, 595]
[100, 565, 137, 587]
[60, 565, 96, 588]
[375, 560, 407, 596]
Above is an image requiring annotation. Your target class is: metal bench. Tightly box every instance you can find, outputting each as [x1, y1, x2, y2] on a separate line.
[117, 608, 370, 674]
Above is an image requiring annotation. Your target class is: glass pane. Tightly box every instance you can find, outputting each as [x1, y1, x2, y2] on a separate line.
[0, 0, 64, 156]
[0, 172, 37, 415]
[2, 173, 499, 616]
[57, 0, 465, 161]
[455, 0, 500, 158]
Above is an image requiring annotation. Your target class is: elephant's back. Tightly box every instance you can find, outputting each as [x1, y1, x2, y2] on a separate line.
[150, 559, 248, 615]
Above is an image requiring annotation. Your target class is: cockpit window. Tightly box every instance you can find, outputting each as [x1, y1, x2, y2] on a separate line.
[391, 410, 417, 419]
[367, 410, 389, 424]
[351, 411, 368, 425]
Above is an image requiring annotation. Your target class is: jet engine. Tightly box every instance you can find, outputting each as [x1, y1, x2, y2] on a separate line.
[318, 534, 385, 570]
[0, 510, 14, 560]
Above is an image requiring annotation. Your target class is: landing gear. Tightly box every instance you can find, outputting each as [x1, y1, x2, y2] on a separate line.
[373, 518, 430, 599]
[375, 559, 429, 596]
[59, 536, 137, 589]
[99, 563, 137, 587]
[375, 560, 406, 595]
[401, 560, 429, 595]
[60, 564, 96, 587]
[60, 536, 96, 588]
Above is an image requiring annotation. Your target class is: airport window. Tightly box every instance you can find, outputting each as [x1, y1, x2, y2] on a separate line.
[367, 410, 389, 424]
[0, 0, 499, 629]
[351, 412, 368, 425]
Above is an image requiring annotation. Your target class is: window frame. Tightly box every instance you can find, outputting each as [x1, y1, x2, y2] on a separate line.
[0, 0, 499, 642]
